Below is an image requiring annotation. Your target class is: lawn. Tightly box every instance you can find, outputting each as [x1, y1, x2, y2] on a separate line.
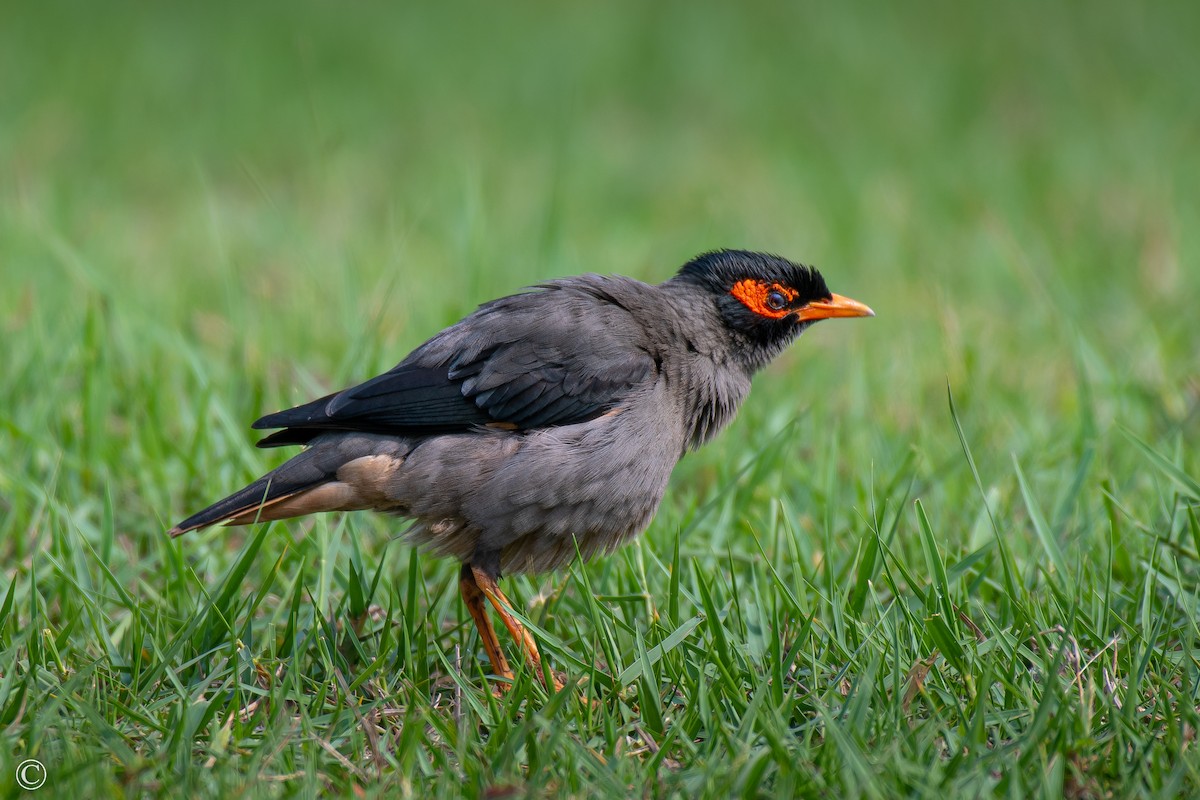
[2, 1, 1199, 797]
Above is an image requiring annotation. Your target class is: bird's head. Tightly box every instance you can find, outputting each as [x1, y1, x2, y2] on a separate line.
[671, 249, 874, 369]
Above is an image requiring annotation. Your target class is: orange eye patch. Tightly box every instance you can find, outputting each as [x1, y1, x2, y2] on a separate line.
[730, 279, 798, 319]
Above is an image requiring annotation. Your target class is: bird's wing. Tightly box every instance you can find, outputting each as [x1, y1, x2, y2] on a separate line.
[252, 285, 658, 447]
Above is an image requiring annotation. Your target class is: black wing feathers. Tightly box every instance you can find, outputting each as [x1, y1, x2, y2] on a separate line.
[252, 365, 493, 447]
[323, 366, 493, 429]
[252, 283, 657, 447]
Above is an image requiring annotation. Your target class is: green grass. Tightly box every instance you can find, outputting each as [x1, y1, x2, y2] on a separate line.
[2, 1, 1199, 797]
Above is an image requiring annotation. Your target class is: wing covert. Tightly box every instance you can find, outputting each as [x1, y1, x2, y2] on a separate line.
[252, 284, 658, 447]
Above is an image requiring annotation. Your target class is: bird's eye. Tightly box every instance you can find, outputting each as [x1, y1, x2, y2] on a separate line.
[765, 290, 788, 311]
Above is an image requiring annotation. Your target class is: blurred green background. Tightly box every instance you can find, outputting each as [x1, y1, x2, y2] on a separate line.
[5, 2, 1198, 460]
[2, 1, 1199, 796]
[4, 2, 1197, 424]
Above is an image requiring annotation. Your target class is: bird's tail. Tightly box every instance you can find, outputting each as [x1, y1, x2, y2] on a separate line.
[168, 435, 407, 537]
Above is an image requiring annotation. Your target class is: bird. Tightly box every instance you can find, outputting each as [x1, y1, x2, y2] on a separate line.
[170, 249, 873, 691]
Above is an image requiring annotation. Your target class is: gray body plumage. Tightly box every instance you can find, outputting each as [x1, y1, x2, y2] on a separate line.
[171, 251, 863, 576]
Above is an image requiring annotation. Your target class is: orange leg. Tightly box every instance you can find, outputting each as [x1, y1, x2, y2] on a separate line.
[459, 564, 514, 683]
[470, 565, 564, 692]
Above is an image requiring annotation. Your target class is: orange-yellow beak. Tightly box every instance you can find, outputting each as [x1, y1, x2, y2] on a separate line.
[795, 293, 875, 323]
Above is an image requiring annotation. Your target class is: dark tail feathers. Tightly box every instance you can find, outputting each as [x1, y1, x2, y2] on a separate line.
[169, 439, 350, 536]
